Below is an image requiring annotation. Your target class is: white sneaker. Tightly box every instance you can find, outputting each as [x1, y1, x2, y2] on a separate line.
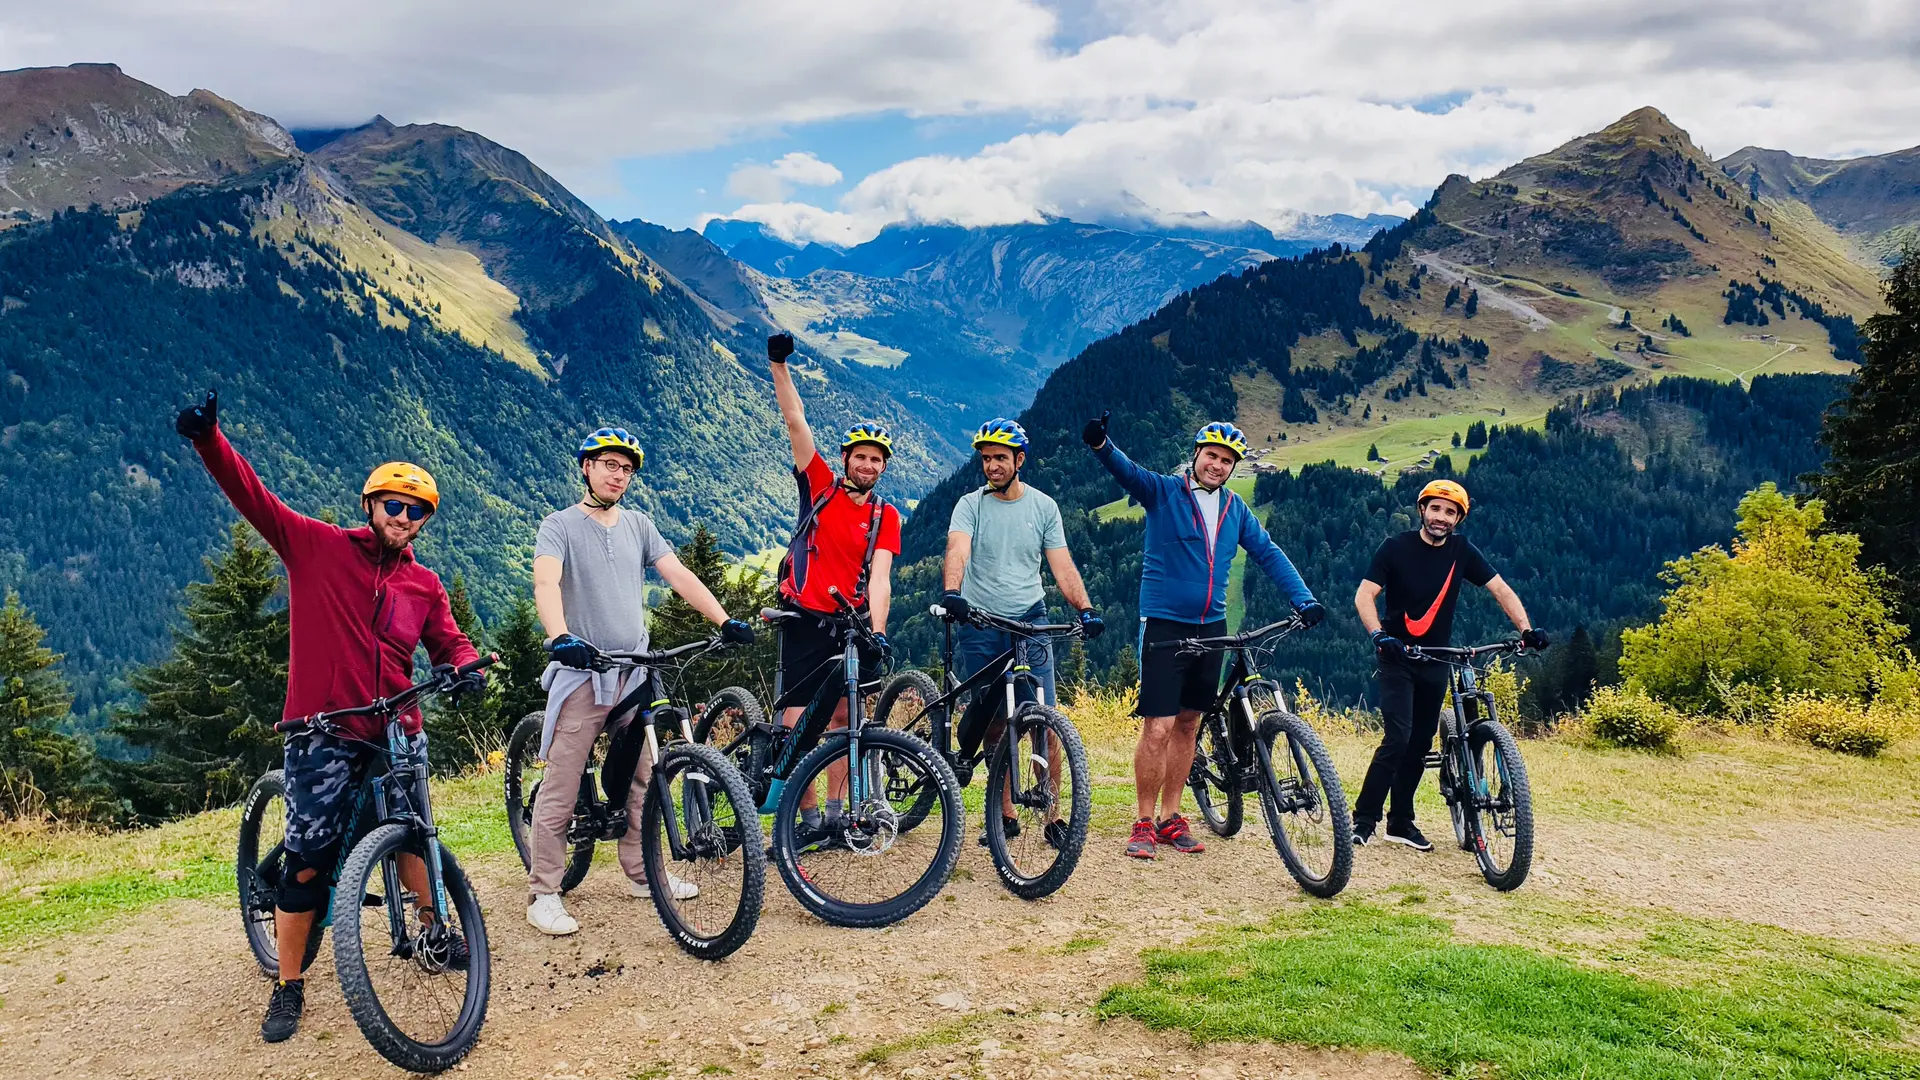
[628, 873, 700, 901]
[526, 893, 579, 936]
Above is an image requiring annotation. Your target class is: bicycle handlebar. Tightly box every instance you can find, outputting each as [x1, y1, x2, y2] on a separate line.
[1145, 616, 1305, 654]
[274, 653, 499, 733]
[928, 603, 1079, 638]
[597, 636, 730, 668]
[1404, 639, 1527, 663]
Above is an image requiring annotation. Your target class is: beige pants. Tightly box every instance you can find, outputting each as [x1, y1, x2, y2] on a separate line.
[527, 681, 652, 900]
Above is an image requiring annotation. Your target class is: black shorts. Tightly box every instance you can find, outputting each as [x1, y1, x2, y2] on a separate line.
[774, 607, 884, 710]
[1136, 617, 1228, 718]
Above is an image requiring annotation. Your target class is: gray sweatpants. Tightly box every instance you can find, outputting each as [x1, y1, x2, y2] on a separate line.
[527, 681, 652, 902]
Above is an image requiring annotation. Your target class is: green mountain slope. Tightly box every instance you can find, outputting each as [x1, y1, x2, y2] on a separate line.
[1720, 142, 1920, 265]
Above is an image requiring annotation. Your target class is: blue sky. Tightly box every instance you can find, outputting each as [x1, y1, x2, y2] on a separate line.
[5, 2, 1917, 245]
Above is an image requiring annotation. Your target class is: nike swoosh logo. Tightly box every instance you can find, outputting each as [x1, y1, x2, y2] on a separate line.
[1404, 563, 1456, 638]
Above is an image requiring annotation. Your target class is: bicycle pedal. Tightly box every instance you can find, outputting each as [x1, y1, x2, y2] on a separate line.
[1423, 752, 1443, 769]
[361, 892, 384, 908]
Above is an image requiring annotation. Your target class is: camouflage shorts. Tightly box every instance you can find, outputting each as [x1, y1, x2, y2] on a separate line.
[282, 731, 381, 856]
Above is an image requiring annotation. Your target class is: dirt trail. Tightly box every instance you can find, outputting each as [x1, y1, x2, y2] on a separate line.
[3, 806, 1916, 1080]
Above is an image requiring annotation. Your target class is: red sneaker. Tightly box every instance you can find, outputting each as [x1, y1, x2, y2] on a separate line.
[1125, 818, 1157, 859]
[1156, 814, 1206, 854]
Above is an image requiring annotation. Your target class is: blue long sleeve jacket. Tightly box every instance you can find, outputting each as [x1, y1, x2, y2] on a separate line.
[1093, 440, 1316, 624]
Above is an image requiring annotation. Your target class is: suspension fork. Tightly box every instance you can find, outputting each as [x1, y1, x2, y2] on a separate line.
[845, 642, 869, 805]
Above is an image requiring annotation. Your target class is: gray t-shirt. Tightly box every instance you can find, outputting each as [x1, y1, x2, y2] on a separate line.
[949, 485, 1067, 617]
[533, 505, 673, 653]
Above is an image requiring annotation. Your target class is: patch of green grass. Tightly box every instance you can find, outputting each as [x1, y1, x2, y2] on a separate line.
[818, 1001, 846, 1017]
[628, 1067, 670, 1080]
[1059, 933, 1107, 953]
[1099, 903, 1920, 1079]
[856, 1014, 993, 1065]
[697, 1065, 733, 1076]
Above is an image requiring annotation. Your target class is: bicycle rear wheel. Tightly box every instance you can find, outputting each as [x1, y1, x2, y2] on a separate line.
[1467, 720, 1534, 891]
[1188, 712, 1242, 837]
[1253, 712, 1353, 898]
[983, 705, 1091, 899]
[333, 825, 490, 1073]
[504, 712, 595, 892]
[693, 687, 772, 807]
[875, 669, 944, 833]
[641, 744, 766, 960]
[773, 728, 963, 928]
[236, 770, 323, 978]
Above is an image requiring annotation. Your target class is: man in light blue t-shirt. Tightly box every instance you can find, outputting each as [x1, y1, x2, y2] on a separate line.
[940, 419, 1104, 846]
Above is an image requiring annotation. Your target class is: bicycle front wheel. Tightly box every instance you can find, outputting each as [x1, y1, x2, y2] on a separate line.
[236, 770, 323, 978]
[333, 824, 490, 1073]
[1468, 720, 1534, 891]
[875, 669, 944, 834]
[773, 728, 963, 928]
[504, 712, 595, 892]
[1254, 712, 1353, 898]
[641, 744, 766, 960]
[983, 704, 1091, 900]
[1188, 713, 1242, 837]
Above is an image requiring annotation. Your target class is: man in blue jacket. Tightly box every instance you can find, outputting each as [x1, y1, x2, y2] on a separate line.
[1083, 413, 1325, 859]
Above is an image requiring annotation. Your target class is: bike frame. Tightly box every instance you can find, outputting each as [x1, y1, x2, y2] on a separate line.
[1171, 620, 1302, 790]
[922, 611, 1068, 772]
[1406, 641, 1525, 846]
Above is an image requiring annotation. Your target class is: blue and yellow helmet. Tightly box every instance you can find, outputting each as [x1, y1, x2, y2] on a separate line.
[576, 427, 644, 468]
[1194, 421, 1248, 460]
[971, 417, 1028, 453]
[841, 421, 893, 458]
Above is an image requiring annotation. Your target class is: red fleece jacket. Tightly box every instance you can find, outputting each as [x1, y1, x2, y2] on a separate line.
[193, 428, 478, 739]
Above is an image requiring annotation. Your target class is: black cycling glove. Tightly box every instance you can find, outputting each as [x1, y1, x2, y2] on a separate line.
[720, 618, 755, 646]
[939, 591, 971, 623]
[1371, 629, 1407, 660]
[1297, 601, 1326, 628]
[1521, 628, 1551, 651]
[548, 633, 593, 669]
[870, 632, 892, 663]
[767, 332, 795, 364]
[175, 389, 218, 442]
[1081, 410, 1110, 449]
[1078, 609, 1105, 639]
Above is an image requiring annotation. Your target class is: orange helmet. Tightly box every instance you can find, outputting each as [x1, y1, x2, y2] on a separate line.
[1417, 478, 1469, 515]
[362, 461, 440, 512]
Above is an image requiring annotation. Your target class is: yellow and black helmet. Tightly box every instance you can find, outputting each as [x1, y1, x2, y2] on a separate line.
[1194, 421, 1248, 460]
[576, 427, 644, 468]
[841, 421, 893, 458]
[971, 417, 1028, 452]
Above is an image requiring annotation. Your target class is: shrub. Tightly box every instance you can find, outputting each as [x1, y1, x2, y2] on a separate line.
[1580, 684, 1684, 750]
[1770, 693, 1898, 757]
[1066, 685, 1140, 748]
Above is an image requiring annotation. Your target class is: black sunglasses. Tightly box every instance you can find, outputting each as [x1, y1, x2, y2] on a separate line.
[381, 499, 431, 521]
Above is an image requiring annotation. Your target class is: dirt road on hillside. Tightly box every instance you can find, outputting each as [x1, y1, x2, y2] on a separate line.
[3, 803, 1916, 1080]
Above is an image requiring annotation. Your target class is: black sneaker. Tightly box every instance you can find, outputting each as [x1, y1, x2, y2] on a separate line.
[794, 816, 848, 853]
[1352, 819, 1375, 846]
[1384, 822, 1434, 851]
[261, 979, 305, 1043]
[437, 924, 471, 972]
[1043, 819, 1070, 851]
[977, 816, 1021, 847]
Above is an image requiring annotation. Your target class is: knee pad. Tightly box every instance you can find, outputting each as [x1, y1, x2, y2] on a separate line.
[277, 845, 338, 914]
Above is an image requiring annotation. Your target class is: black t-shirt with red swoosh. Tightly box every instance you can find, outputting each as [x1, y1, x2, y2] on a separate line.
[1364, 531, 1497, 647]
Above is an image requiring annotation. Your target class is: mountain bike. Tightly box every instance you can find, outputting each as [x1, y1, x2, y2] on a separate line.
[236, 654, 497, 1073]
[501, 634, 766, 959]
[1165, 617, 1353, 898]
[1405, 639, 1535, 891]
[691, 588, 964, 928]
[872, 604, 1091, 899]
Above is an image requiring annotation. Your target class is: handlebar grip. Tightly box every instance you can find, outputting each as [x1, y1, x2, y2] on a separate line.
[929, 603, 946, 618]
[274, 717, 308, 734]
[456, 653, 498, 677]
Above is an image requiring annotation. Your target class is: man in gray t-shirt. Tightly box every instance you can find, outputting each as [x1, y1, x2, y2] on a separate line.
[524, 426, 753, 937]
[940, 419, 1103, 845]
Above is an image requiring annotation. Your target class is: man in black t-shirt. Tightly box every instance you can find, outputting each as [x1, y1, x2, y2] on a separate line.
[1352, 479, 1548, 850]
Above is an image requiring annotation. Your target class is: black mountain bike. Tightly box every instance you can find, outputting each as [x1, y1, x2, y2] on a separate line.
[692, 588, 964, 928]
[1169, 618, 1354, 898]
[502, 634, 766, 959]
[873, 605, 1091, 899]
[237, 654, 496, 1073]
[1405, 640, 1536, 892]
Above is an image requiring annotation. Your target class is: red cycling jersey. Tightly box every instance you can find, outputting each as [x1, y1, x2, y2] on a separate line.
[779, 451, 902, 613]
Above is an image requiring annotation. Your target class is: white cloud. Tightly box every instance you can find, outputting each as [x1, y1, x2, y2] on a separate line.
[724, 151, 843, 202]
[6, 1, 1919, 237]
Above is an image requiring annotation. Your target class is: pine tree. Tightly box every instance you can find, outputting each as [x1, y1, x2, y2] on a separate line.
[425, 573, 494, 774]
[1452, 431, 1462, 448]
[0, 591, 104, 820]
[110, 525, 290, 820]
[492, 599, 550, 734]
[1367, 444, 1381, 461]
[1060, 633, 1090, 705]
[1812, 245, 1920, 629]
[1561, 626, 1600, 711]
[1463, 289, 1479, 318]
[650, 524, 780, 705]
[1106, 645, 1139, 695]
[1465, 421, 1489, 449]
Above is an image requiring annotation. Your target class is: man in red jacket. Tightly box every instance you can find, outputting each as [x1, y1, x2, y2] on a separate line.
[174, 391, 481, 1045]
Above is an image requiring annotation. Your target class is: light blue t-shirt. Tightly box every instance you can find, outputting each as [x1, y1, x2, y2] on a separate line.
[949, 485, 1068, 617]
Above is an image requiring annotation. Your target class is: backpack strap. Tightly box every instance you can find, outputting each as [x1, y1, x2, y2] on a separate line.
[855, 495, 886, 602]
[778, 481, 840, 594]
